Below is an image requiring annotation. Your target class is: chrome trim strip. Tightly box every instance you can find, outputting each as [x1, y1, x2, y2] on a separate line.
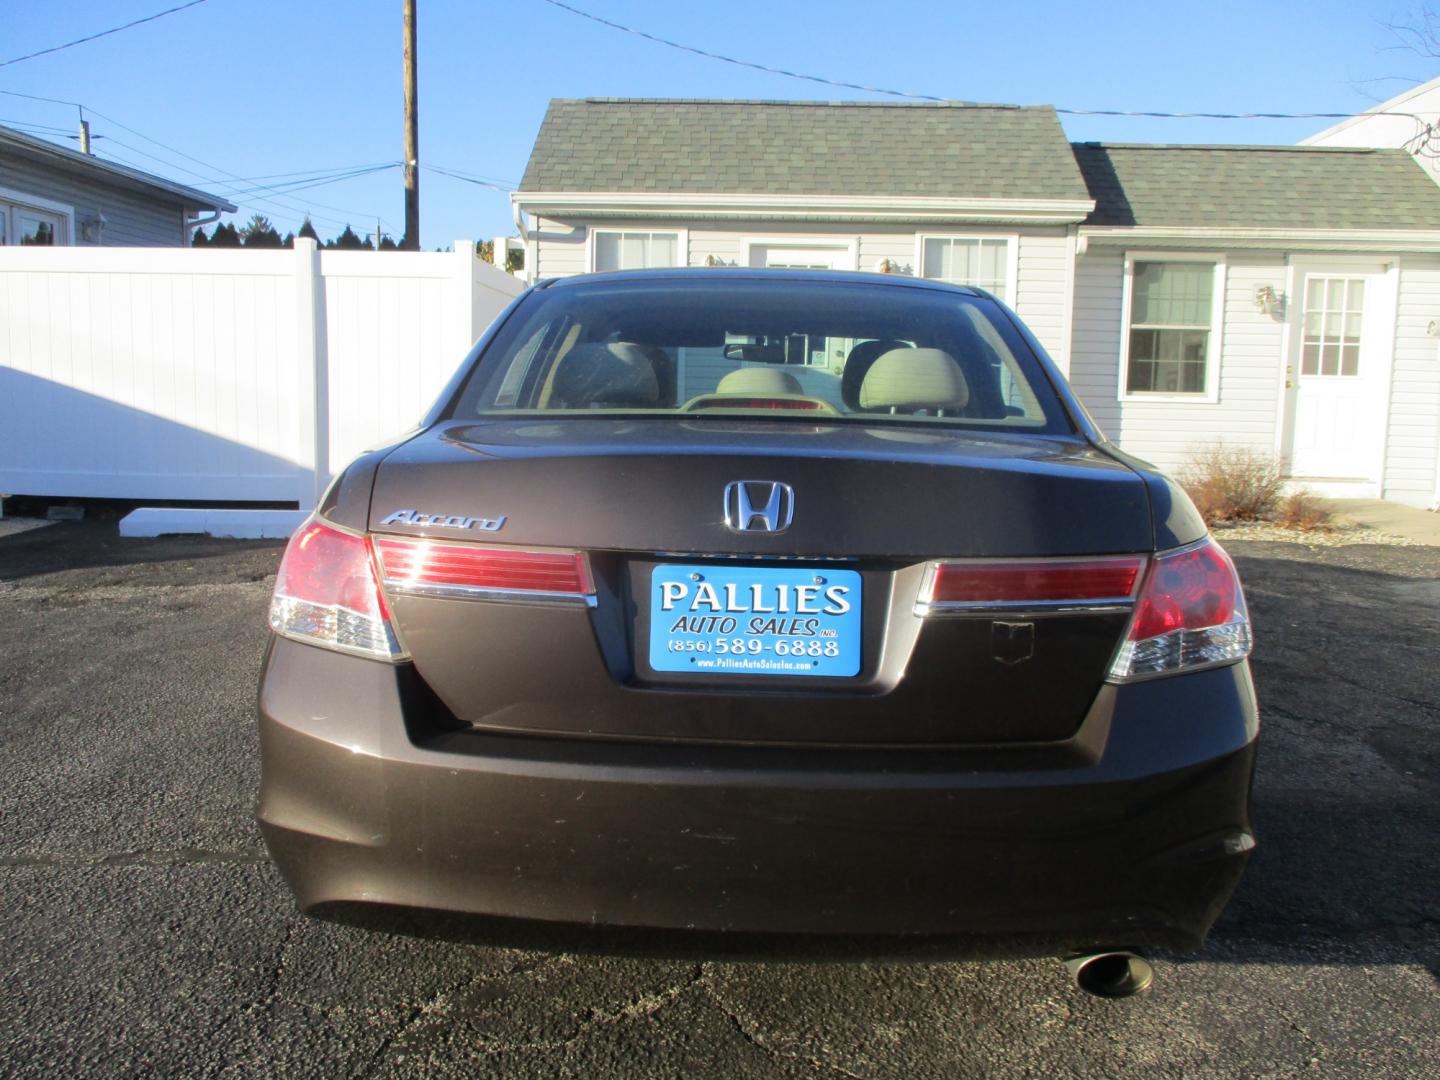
[914, 598, 1135, 619]
[383, 579, 598, 608]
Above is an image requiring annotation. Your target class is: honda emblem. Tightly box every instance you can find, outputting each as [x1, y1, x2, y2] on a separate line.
[723, 481, 795, 533]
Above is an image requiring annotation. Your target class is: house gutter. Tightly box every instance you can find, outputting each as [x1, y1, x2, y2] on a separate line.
[1078, 225, 1440, 254]
[511, 190, 1095, 226]
[186, 209, 224, 233]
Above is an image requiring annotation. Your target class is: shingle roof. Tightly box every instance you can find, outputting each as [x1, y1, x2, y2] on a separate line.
[518, 98, 1092, 202]
[1073, 142, 1440, 230]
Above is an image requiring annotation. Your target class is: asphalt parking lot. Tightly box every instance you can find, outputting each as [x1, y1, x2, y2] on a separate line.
[1, 518, 1437, 1078]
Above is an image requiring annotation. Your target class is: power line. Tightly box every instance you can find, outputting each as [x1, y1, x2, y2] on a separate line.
[536, 0, 1428, 123]
[0, 86, 396, 228]
[0, 87, 84, 107]
[1, 1, 212, 69]
[536, 0, 947, 103]
[0, 117, 75, 135]
[91, 112, 395, 226]
[424, 161, 518, 186]
[180, 161, 403, 186]
[422, 164, 514, 193]
[219, 163, 401, 198]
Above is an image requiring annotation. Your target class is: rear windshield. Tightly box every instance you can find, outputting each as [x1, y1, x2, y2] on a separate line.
[451, 278, 1071, 433]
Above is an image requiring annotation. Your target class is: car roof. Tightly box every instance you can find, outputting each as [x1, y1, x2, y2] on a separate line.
[540, 266, 989, 298]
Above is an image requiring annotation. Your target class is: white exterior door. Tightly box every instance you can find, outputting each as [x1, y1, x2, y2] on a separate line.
[1285, 267, 1394, 482]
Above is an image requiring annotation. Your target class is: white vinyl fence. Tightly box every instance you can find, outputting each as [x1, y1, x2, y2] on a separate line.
[0, 239, 522, 510]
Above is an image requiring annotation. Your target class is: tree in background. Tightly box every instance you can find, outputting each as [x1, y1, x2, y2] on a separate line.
[208, 222, 242, 248]
[192, 218, 428, 252]
[240, 214, 284, 248]
[326, 225, 366, 250]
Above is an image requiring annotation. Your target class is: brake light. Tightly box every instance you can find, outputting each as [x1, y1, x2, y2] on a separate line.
[923, 557, 1143, 605]
[373, 537, 594, 599]
[688, 396, 826, 411]
[268, 520, 406, 661]
[1107, 539, 1252, 682]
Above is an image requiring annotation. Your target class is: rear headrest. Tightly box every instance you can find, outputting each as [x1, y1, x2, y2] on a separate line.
[841, 339, 910, 409]
[551, 342, 661, 408]
[857, 348, 970, 412]
[715, 368, 804, 395]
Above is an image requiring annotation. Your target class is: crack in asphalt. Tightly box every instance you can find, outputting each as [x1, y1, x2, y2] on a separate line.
[355, 954, 573, 1077]
[698, 966, 868, 1079]
[0, 849, 271, 868]
[1324, 669, 1440, 714]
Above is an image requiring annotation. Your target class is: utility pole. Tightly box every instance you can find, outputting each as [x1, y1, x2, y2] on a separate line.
[402, 0, 419, 249]
[78, 105, 91, 155]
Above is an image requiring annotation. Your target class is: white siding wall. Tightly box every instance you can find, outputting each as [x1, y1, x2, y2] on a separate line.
[1386, 254, 1440, 503]
[1066, 248, 1125, 437]
[1068, 250, 1286, 472]
[1, 154, 190, 246]
[1015, 230, 1070, 368]
[534, 217, 588, 278]
[535, 220, 1075, 365]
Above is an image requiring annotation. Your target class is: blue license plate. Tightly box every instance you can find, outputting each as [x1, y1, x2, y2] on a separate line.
[648, 564, 862, 677]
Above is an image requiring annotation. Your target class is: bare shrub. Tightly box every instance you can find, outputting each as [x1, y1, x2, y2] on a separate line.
[1275, 490, 1334, 532]
[1178, 443, 1285, 525]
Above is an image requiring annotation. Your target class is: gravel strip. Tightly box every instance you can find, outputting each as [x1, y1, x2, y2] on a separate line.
[1211, 522, 1424, 547]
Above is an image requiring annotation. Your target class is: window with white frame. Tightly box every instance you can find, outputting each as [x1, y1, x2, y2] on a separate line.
[920, 237, 1009, 299]
[592, 230, 680, 271]
[1124, 260, 1219, 395]
[1, 195, 68, 245]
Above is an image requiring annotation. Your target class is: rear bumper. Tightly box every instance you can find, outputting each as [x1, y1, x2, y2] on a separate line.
[257, 638, 1257, 953]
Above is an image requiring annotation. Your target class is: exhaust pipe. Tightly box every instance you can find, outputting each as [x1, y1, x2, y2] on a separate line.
[1065, 950, 1155, 998]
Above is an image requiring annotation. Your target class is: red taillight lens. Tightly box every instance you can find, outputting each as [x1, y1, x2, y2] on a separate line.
[373, 538, 594, 598]
[921, 557, 1143, 607]
[268, 520, 405, 660]
[1127, 541, 1241, 640]
[1108, 539, 1251, 681]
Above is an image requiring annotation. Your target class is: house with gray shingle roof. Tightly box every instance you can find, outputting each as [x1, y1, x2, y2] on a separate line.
[513, 98, 1440, 508]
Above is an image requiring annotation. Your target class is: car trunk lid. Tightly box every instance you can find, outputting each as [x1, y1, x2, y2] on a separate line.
[368, 419, 1151, 745]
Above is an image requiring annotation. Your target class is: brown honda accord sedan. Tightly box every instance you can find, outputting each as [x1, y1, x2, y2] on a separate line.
[258, 270, 1257, 996]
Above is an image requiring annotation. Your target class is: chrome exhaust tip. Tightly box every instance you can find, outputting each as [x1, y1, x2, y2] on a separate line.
[1065, 951, 1155, 998]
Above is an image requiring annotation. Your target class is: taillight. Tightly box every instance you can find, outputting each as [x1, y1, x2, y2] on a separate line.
[921, 557, 1144, 607]
[268, 519, 406, 661]
[372, 537, 594, 603]
[1107, 539, 1252, 682]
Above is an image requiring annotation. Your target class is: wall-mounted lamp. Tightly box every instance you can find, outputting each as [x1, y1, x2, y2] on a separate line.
[1253, 284, 1282, 316]
[79, 212, 106, 243]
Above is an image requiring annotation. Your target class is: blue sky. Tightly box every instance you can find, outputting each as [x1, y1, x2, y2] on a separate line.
[2, 0, 1436, 247]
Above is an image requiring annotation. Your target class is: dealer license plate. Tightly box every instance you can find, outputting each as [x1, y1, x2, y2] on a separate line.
[648, 564, 862, 677]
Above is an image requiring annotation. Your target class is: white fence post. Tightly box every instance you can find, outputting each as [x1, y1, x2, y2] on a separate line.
[293, 237, 327, 511]
[454, 238, 479, 351]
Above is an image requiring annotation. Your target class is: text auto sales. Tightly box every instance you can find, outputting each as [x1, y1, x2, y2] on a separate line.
[659, 579, 852, 637]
